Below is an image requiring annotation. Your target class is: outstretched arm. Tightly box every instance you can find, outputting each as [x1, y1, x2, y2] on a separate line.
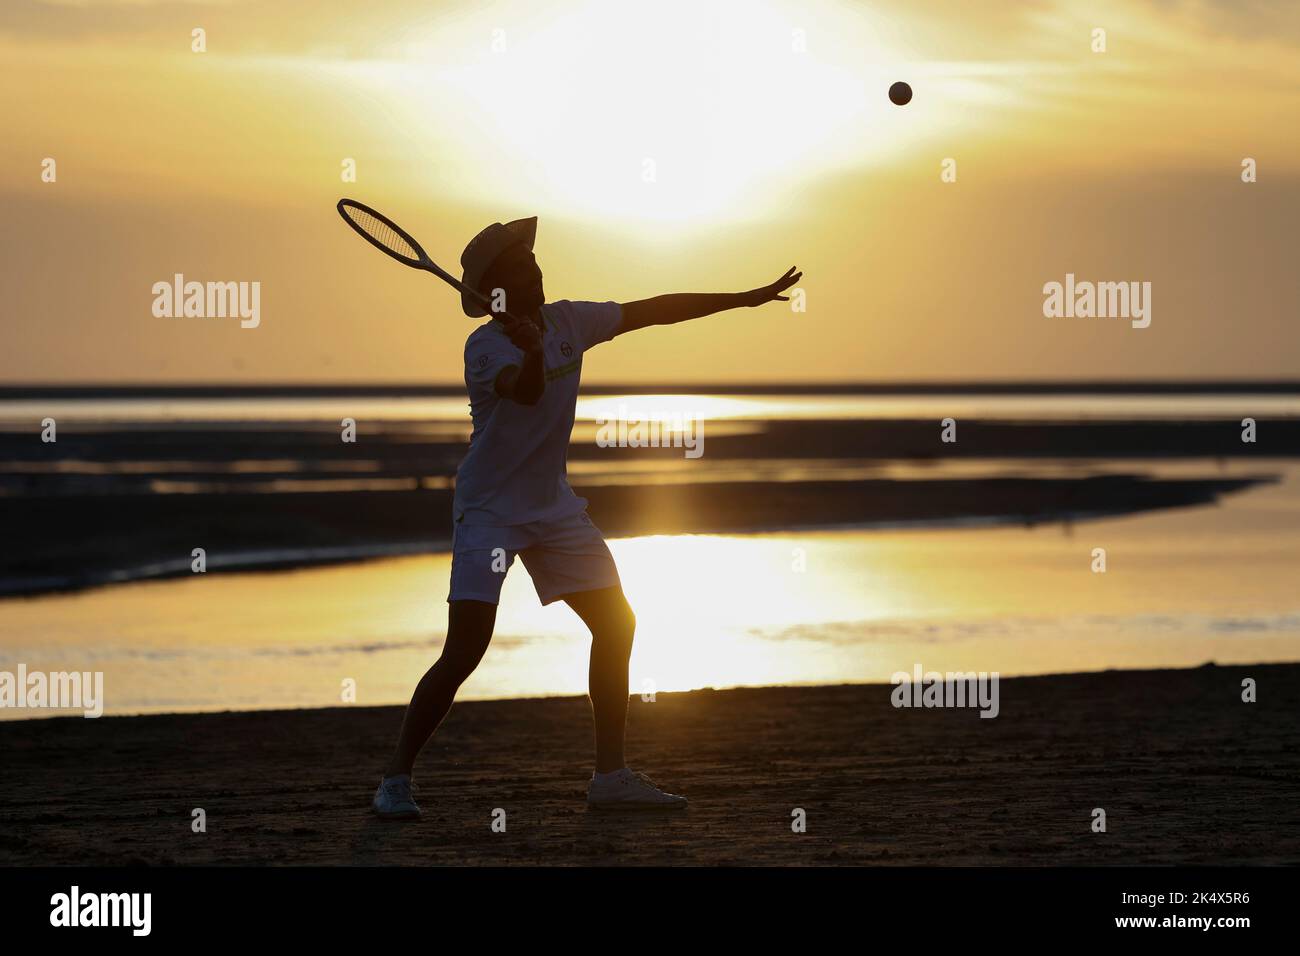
[615, 266, 801, 337]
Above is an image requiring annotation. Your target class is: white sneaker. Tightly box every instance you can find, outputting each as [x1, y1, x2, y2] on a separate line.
[587, 768, 688, 810]
[372, 774, 421, 819]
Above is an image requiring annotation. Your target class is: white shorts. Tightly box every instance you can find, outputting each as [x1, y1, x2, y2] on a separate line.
[447, 511, 622, 606]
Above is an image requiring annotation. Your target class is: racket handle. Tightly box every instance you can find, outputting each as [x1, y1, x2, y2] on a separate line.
[472, 292, 525, 326]
[425, 259, 525, 326]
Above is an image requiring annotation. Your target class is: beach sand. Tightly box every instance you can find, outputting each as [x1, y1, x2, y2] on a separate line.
[1, 663, 1297, 866]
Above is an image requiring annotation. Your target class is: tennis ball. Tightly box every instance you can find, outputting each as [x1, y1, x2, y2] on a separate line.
[889, 81, 912, 106]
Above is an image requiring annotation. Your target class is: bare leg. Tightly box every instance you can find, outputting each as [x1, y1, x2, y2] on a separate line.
[562, 586, 636, 774]
[385, 599, 496, 778]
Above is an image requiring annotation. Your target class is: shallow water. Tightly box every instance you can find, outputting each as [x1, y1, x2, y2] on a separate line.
[3, 465, 1298, 719]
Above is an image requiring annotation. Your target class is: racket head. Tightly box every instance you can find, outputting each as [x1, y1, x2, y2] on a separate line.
[336, 199, 429, 269]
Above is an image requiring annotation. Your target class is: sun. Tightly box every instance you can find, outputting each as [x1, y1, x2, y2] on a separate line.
[356, 0, 940, 228]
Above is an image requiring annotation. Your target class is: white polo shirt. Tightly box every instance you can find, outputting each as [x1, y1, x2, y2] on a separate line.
[453, 299, 623, 527]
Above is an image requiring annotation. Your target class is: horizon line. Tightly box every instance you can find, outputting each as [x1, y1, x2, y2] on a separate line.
[4, 380, 1300, 399]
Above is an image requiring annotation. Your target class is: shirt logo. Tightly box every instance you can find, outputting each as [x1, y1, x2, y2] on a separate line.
[477, 355, 489, 369]
[560, 341, 573, 358]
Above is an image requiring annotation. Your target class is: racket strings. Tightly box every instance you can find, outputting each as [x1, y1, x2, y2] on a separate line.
[348, 208, 419, 261]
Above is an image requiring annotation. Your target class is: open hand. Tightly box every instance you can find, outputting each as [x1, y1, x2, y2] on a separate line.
[742, 266, 802, 307]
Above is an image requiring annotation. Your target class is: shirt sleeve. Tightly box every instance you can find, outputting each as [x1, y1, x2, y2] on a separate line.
[564, 300, 624, 353]
[464, 328, 521, 394]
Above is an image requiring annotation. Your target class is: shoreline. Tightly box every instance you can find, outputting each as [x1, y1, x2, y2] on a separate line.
[0, 659, 1293, 725]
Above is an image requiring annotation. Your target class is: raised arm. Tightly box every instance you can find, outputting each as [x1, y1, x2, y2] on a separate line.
[616, 266, 801, 336]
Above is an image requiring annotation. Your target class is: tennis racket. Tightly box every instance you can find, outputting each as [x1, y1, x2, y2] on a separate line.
[336, 198, 521, 322]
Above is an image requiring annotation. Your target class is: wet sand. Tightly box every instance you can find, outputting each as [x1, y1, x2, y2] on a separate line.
[1, 663, 1297, 866]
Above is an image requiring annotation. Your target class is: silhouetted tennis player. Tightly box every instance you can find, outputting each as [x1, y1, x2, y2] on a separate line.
[373, 215, 799, 815]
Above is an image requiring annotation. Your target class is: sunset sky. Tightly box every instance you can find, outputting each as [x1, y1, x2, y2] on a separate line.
[3, 0, 1298, 384]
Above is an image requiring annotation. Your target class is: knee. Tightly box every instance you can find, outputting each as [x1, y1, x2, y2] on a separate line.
[604, 602, 636, 654]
